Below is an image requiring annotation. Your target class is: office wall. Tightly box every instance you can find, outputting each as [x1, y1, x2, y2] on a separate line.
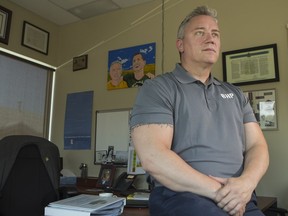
[51, 0, 163, 188]
[0, 0, 59, 65]
[2, 0, 288, 209]
[52, 0, 288, 208]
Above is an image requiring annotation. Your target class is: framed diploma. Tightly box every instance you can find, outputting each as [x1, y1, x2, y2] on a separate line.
[21, 21, 50, 55]
[0, 5, 12, 45]
[222, 44, 279, 86]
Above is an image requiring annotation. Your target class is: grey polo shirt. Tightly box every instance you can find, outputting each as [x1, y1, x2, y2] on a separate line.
[130, 63, 256, 182]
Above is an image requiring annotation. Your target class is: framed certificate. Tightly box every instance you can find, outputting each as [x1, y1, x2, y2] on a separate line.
[21, 21, 50, 55]
[0, 5, 12, 45]
[223, 44, 279, 86]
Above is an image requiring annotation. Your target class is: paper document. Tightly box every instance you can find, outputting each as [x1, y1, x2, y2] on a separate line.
[127, 192, 150, 200]
[45, 194, 126, 216]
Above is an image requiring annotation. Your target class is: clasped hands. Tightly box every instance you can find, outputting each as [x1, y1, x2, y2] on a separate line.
[211, 176, 254, 216]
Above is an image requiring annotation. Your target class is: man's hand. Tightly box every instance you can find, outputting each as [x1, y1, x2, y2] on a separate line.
[210, 176, 254, 216]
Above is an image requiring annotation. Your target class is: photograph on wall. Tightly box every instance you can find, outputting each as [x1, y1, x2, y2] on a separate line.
[244, 89, 277, 130]
[107, 42, 156, 90]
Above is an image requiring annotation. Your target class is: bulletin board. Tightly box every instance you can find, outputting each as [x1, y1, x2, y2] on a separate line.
[94, 108, 131, 164]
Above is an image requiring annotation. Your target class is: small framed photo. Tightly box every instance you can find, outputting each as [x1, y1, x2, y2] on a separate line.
[73, 54, 88, 71]
[21, 21, 50, 55]
[244, 89, 277, 130]
[0, 5, 12, 45]
[96, 164, 116, 189]
[223, 44, 279, 86]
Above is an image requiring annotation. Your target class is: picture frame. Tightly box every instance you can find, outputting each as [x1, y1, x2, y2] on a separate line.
[96, 164, 116, 189]
[244, 89, 277, 130]
[107, 42, 156, 90]
[0, 5, 12, 45]
[21, 21, 49, 55]
[222, 44, 279, 86]
[73, 54, 88, 71]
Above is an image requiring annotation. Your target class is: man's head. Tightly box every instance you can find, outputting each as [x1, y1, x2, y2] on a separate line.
[109, 61, 122, 80]
[177, 6, 218, 40]
[132, 53, 146, 74]
[176, 6, 220, 66]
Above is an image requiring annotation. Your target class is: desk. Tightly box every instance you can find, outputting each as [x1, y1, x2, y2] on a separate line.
[257, 196, 277, 212]
[75, 178, 276, 215]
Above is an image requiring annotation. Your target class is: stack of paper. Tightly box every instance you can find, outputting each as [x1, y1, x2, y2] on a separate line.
[127, 192, 150, 201]
[45, 194, 126, 216]
[126, 192, 149, 208]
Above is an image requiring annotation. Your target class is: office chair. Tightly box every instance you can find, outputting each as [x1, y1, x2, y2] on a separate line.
[0, 135, 60, 216]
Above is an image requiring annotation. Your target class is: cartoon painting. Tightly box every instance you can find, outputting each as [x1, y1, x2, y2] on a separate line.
[107, 42, 156, 90]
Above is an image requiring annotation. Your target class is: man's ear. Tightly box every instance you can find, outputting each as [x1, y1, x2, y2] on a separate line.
[176, 39, 184, 53]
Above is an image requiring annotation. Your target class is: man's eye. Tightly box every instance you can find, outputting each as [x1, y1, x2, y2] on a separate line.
[212, 32, 220, 38]
[195, 31, 204, 36]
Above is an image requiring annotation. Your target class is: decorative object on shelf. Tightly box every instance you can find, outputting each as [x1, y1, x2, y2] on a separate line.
[244, 89, 277, 130]
[0, 5, 12, 45]
[21, 21, 50, 55]
[222, 44, 279, 86]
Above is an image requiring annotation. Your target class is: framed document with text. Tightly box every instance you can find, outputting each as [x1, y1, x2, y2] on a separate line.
[0, 5, 12, 45]
[223, 44, 279, 86]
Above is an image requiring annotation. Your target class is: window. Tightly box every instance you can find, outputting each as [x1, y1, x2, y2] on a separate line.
[0, 52, 54, 138]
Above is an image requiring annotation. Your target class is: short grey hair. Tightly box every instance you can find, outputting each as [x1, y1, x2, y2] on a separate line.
[110, 60, 122, 69]
[177, 6, 218, 39]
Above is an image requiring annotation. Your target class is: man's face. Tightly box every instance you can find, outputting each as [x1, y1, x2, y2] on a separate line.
[176, 15, 220, 66]
[109, 63, 122, 80]
[132, 54, 146, 73]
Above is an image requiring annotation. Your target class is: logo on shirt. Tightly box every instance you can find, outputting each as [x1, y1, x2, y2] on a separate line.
[220, 93, 234, 99]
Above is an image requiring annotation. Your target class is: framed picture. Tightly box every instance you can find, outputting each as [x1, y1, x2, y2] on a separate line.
[107, 42, 156, 90]
[96, 164, 116, 189]
[222, 44, 279, 86]
[73, 54, 88, 71]
[21, 21, 49, 55]
[0, 5, 12, 45]
[244, 89, 277, 130]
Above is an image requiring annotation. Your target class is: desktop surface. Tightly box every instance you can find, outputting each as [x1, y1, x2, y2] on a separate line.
[74, 177, 277, 216]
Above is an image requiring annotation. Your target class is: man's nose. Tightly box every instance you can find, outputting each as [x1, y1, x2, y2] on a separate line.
[204, 33, 215, 43]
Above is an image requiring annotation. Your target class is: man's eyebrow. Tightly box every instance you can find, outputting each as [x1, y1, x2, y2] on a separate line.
[194, 27, 205, 30]
[193, 27, 220, 32]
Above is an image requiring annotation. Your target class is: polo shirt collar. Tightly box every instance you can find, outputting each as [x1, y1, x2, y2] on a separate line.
[173, 63, 221, 86]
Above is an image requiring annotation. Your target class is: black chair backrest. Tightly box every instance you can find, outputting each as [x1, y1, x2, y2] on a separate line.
[0, 135, 60, 216]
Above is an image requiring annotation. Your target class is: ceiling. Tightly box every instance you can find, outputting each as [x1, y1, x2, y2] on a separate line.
[8, 0, 155, 26]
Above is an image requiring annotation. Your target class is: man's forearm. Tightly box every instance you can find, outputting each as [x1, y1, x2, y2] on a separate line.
[241, 144, 269, 189]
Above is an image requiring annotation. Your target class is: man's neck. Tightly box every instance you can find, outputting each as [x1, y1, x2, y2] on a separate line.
[111, 78, 121, 86]
[134, 70, 145, 80]
[181, 62, 213, 84]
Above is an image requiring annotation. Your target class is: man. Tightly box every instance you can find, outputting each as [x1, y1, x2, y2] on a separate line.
[130, 5, 269, 216]
[124, 52, 154, 87]
[107, 61, 128, 90]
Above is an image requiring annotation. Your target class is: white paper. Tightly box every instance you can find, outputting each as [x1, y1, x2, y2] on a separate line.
[61, 169, 76, 177]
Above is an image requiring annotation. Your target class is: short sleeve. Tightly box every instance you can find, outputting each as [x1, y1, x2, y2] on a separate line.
[130, 78, 174, 128]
